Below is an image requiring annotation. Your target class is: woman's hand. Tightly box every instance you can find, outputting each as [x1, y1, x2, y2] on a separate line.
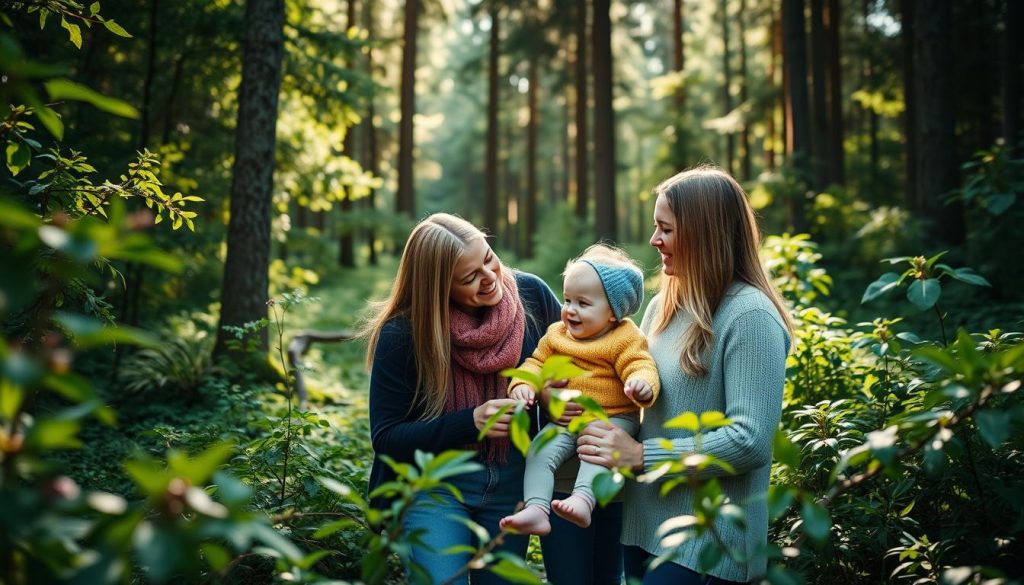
[539, 379, 584, 426]
[473, 398, 523, 438]
[577, 421, 644, 471]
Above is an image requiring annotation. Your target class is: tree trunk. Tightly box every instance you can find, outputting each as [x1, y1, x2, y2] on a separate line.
[914, 0, 962, 244]
[673, 0, 686, 111]
[215, 0, 285, 354]
[396, 0, 418, 220]
[766, 4, 779, 171]
[783, 0, 810, 231]
[592, 0, 617, 241]
[485, 7, 500, 235]
[338, 0, 357, 268]
[574, 0, 589, 220]
[364, 0, 379, 266]
[810, 0, 828, 189]
[525, 56, 539, 258]
[721, 0, 735, 175]
[825, 0, 844, 185]
[738, 0, 751, 181]
[900, 0, 917, 210]
[1004, 0, 1023, 151]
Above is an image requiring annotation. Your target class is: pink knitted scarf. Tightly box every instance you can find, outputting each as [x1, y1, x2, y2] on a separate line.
[447, 271, 526, 463]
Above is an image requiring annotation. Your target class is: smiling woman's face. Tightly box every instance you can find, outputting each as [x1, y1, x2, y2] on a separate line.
[650, 194, 678, 276]
[449, 237, 504, 313]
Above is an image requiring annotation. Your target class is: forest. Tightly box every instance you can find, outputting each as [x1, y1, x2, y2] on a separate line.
[1, 0, 1022, 583]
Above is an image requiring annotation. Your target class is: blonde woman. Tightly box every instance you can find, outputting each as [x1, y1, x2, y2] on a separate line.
[365, 213, 561, 584]
[576, 167, 793, 584]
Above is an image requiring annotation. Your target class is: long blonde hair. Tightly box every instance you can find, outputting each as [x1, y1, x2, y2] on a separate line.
[363, 213, 488, 419]
[650, 166, 794, 377]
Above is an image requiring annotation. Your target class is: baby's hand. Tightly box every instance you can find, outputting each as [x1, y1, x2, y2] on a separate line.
[624, 379, 653, 403]
[509, 385, 536, 405]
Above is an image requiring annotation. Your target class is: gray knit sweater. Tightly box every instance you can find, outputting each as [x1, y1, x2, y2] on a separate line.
[622, 282, 789, 582]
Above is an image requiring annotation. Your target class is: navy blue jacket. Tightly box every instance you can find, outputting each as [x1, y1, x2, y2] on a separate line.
[367, 271, 561, 503]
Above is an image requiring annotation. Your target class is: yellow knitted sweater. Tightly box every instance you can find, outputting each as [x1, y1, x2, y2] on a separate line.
[508, 319, 661, 415]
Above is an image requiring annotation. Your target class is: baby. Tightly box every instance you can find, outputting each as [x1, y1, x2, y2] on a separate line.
[500, 244, 660, 535]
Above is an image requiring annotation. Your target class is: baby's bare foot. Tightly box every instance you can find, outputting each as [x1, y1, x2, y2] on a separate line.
[499, 505, 551, 536]
[551, 493, 594, 528]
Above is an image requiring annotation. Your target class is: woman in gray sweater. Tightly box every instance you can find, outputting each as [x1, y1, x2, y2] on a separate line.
[576, 167, 793, 584]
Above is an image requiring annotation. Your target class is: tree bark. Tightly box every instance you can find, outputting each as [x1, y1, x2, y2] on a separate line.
[783, 0, 810, 231]
[810, 0, 828, 189]
[825, 0, 844, 185]
[900, 0, 917, 210]
[914, 0, 962, 244]
[592, 0, 617, 241]
[766, 4, 780, 171]
[738, 0, 751, 180]
[396, 0, 418, 220]
[338, 0, 357, 268]
[721, 0, 735, 175]
[525, 56, 539, 258]
[215, 0, 285, 354]
[673, 0, 686, 111]
[484, 7, 500, 236]
[1003, 0, 1023, 152]
[364, 0, 379, 265]
[574, 0, 589, 220]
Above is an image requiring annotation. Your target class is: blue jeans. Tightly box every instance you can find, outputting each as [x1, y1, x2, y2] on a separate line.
[403, 455, 529, 585]
[624, 545, 748, 585]
[540, 495, 623, 585]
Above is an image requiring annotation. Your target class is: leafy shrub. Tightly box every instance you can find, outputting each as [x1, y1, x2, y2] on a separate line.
[120, 336, 214, 399]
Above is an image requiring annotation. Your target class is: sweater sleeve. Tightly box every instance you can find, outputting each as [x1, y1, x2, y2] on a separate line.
[642, 309, 787, 477]
[615, 328, 661, 407]
[368, 320, 480, 463]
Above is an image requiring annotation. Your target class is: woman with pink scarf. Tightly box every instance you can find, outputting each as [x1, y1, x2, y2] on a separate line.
[364, 213, 561, 584]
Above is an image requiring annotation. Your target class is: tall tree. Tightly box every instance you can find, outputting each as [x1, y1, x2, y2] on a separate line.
[525, 55, 539, 258]
[396, 0, 419, 220]
[783, 0, 811, 231]
[721, 0, 735, 175]
[900, 0, 917, 210]
[338, 0, 357, 268]
[592, 0, 617, 241]
[765, 3, 780, 170]
[824, 0, 844, 185]
[363, 0, 379, 266]
[810, 0, 828, 189]
[484, 6, 501, 236]
[738, 0, 751, 180]
[914, 0, 961, 243]
[215, 0, 286, 354]
[574, 0, 589, 220]
[672, 0, 686, 111]
[1004, 0, 1023, 151]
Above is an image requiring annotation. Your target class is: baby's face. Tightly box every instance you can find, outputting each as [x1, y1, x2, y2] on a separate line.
[561, 263, 617, 340]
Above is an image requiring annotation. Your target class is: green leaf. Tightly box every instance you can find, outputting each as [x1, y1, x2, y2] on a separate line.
[697, 541, 724, 571]
[541, 354, 589, 381]
[0, 380, 24, 420]
[907, 279, 941, 310]
[800, 499, 831, 544]
[949, 267, 991, 287]
[60, 17, 82, 49]
[103, 19, 132, 37]
[53, 312, 158, 349]
[861, 272, 900, 303]
[699, 411, 733, 429]
[312, 519, 359, 539]
[592, 470, 624, 507]
[664, 411, 699, 433]
[476, 403, 513, 441]
[44, 79, 139, 118]
[6, 142, 30, 176]
[985, 193, 1016, 215]
[27, 418, 82, 449]
[767, 485, 796, 522]
[510, 406, 531, 456]
[89, 2, 101, 15]
[174, 442, 234, 484]
[487, 558, 542, 584]
[0, 198, 42, 229]
[773, 430, 801, 470]
[975, 410, 1010, 448]
[34, 104, 64, 139]
[201, 543, 231, 571]
[501, 368, 542, 390]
